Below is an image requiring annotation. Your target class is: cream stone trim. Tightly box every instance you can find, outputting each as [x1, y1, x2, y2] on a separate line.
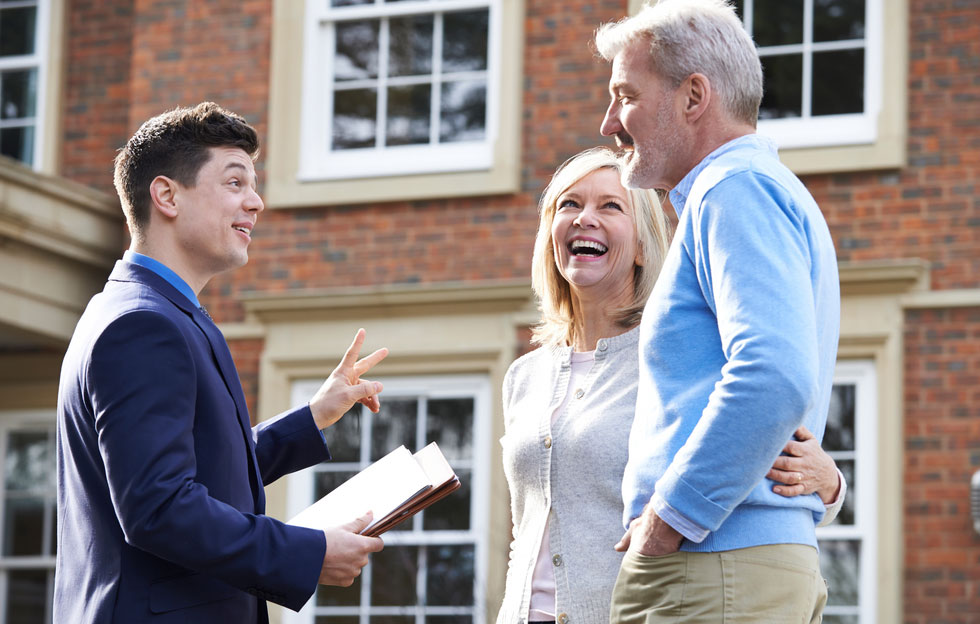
[266, 0, 524, 208]
[0, 159, 122, 344]
[837, 259, 920, 624]
[253, 281, 534, 624]
[39, 0, 66, 174]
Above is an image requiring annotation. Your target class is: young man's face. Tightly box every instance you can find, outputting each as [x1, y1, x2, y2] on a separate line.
[600, 41, 689, 191]
[172, 146, 264, 282]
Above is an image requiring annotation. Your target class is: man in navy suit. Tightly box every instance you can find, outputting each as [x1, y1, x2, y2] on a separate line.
[55, 102, 387, 622]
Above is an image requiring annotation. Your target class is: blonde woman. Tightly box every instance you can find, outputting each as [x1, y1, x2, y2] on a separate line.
[497, 147, 844, 624]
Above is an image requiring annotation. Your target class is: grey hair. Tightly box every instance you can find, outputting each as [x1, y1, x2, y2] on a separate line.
[530, 147, 672, 348]
[595, 0, 763, 126]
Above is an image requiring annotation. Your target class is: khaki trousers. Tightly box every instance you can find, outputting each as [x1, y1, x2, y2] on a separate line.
[610, 544, 827, 624]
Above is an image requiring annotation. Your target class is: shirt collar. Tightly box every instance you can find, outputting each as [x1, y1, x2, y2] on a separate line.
[123, 250, 201, 308]
[668, 134, 777, 214]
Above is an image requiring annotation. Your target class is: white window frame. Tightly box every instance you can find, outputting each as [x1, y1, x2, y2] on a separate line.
[0, 409, 57, 624]
[817, 360, 877, 624]
[285, 374, 491, 624]
[299, 0, 500, 181]
[742, 0, 882, 150]
[0, 0, 51, 169]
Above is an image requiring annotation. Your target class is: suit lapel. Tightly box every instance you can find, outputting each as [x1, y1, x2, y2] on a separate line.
[109, 261, 266, 512]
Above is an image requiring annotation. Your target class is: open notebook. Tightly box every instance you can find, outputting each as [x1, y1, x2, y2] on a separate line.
[287, 442, 461, 537]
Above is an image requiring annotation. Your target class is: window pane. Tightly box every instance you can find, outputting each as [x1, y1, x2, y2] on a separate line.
[428, 617, 472, 624]
[423, 468, 470, 531]
[5, 431, 50, 491]
[813, 0, 865, 42]
[371, 545, 418, 605]
[0, 7, 37, 57]
[333, 88, 377, 150]
[753, 0, 803, 47]
[426, 544, 474, 606]
[825, 384, 856, 451]
[317, 618, 359, 624]
[0, 124, 34, 163]
[818, 539, 860, 607]
[326, 407, 362, 463]
[442, 10, 488, 73]
[371, 399, 417, 460]
[426, 398, 473, 462]
[831, 459, 855, 526]
[823, 616, 859, 624]
[387, 84, 431, 146]
[440, 80, 486, 143]
[5, 569, 48, 624]
[331, 0, 371, 6]
[759, 54, 802, 119]
[389, 15, 433, 77]
[317, 575, 361, 606]
[812, 49, 864, 116]
[372, 617, 414, 624]
[314, 470, 358, 500]
[1, 69, 37, 119]
[335, 20, 380, 81]
[3, 496, 44, 556]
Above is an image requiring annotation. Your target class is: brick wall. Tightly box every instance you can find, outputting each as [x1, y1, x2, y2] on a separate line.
[808, 0, 980, 292]
[903, 307, 980, 623]
[62, 0, 134, 194]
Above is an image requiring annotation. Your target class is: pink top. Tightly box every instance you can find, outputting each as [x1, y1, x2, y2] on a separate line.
[527, 350, 595, 622]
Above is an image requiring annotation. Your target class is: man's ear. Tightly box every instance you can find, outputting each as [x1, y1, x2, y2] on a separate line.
[681, 73, 711, 123]
[148, 175, 179, 219]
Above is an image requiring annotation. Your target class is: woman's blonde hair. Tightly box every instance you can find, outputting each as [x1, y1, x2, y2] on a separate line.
[530, 147, 672, 347]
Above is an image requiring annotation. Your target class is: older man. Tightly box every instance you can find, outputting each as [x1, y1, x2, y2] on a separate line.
[596, 1, 840, 622]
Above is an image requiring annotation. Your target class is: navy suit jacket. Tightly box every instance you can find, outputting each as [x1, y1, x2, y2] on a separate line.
[55, 261, 329, 623]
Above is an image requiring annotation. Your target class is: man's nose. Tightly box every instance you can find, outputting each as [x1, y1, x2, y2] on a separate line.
[245, 188, 265, 213]
[600, 101, 621, 137]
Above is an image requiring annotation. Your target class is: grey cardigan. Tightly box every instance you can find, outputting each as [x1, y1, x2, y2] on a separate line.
[497, 327, 640, 624]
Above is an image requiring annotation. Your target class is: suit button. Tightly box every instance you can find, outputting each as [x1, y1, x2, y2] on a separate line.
[552, 554, 562, 566]
[543, 435, 552, 449]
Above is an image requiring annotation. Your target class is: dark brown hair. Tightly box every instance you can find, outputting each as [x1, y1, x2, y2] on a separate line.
[113, 102, 259, 240]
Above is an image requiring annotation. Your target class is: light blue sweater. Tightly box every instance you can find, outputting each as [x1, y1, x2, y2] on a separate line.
[623, 134, 840, 552]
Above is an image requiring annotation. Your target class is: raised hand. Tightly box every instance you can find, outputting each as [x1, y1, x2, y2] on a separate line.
[309, 329, 389, 430]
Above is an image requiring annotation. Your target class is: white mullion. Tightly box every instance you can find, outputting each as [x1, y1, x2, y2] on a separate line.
[801, 0, 813, 118]
[32, 0, 49, 169]
[360, 402, 373, 624]
[430, 11, 444, 145]
[743, 0, 753, 38]
[414, 395, 427, 531]
[376, 16, 390, 148]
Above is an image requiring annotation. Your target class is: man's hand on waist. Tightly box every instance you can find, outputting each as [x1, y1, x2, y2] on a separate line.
[614, 504, 684, 556]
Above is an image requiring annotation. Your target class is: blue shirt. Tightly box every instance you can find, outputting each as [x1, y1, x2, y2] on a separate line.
[624, 134, 841, 552]
[123, 251, 201, 308]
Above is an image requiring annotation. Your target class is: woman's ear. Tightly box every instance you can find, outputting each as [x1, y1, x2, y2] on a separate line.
[149, 175, 179, 219]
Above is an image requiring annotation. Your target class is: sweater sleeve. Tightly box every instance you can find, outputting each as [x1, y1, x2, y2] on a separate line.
[655, 171, 822, 532]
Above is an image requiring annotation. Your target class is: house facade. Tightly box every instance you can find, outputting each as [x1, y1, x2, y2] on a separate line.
[0, 0, 978, 622]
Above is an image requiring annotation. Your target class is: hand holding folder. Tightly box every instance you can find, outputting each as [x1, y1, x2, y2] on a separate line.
[288, 442, 461, 537]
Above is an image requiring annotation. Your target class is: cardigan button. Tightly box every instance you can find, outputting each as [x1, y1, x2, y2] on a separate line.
[598, 340, 607, 351]
[552, 553, 563, 566]
[543, 435, 552, 449]
[574, 388, 584, 399]
[558, 613, 569, 624]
